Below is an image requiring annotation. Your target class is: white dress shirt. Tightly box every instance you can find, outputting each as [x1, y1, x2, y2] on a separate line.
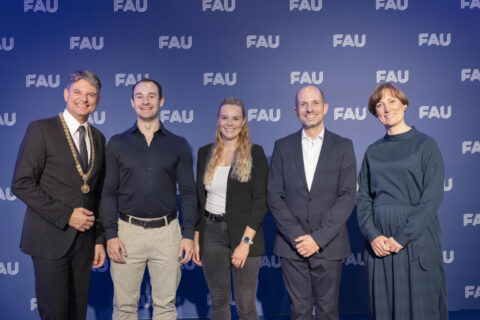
[63, 109, 91, 162]
[301, 127, 324, 191]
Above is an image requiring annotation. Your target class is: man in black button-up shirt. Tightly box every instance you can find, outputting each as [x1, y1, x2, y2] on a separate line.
[101, 79, 197, 319]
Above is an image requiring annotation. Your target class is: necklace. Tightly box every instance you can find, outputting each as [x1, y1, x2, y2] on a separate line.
[59, 113, 95, 194]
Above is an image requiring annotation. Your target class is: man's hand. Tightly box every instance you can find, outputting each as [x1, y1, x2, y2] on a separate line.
[107, 238, 127, 263]
[193, 232, 202, 266]
[92, 244, 106, 268]
[387, 237, 404, 253]
[295, 234, 320, 258]
[68, 208, 95, 232]
[371, 235, 392, 257]
[231, 242, 250, 268]
[178, 238, 193, 264]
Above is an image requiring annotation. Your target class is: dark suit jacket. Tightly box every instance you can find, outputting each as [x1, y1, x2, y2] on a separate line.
[196, 143, 268, 257]
[12, 115, 105, 260]
[268, 129, 356, 263]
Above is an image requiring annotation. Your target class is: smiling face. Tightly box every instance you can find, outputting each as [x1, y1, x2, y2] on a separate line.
[63, 79, 100, 124]
[217, 104, 246, 142]
[295, 86, 328, 137]
[131, 81, 164, 121]
[375, 89, 407, 133]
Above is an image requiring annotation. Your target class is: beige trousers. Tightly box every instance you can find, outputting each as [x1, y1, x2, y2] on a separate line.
[111, 218, 182, 320]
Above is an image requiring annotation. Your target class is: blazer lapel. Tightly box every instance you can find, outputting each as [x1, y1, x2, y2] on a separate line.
[290, 130, 309, 191]
[54, 116, 85, 186]
[310, 129, 332, 191]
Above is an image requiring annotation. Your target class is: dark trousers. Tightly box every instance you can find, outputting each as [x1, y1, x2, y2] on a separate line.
[201, 219, 261, 320]
[280, 257, 342, 320]
[31, 235, 92, 320]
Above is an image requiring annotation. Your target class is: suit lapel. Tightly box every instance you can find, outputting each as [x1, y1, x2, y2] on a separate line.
[54, 116, 85, 185]
[310, 129, 332, 191]
[290, 130, 308, 191]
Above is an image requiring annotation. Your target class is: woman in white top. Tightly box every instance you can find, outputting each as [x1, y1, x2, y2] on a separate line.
[193, 97, 269, 320]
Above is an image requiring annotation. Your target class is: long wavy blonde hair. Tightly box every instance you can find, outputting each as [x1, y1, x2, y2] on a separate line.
[203, 98, 252, 184]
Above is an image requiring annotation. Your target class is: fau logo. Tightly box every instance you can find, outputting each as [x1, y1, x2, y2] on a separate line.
[462, 141, 480, 154]
[465, 286, 480, 298]
[115, 73, 149, 86]
[343, 252, 365, 266]
[464, 213, 480, 226]
[159, 36, 192, 49]
[30, 298, 37, 311]
[461, 0, 480, 9]
[290, 71, 323, 85]
[70, 36, 104, 50]
[376, 70, 409, 83]
[334, 107, 367, 120]
[202, 0, 235, 12]
[333, 34, 366, 47]
[0, 188, 16, 201]
[203, 72, 237, 86]
[260, 255, 281, 268]
[0, 262, 19, 275]
[114, 0, 148, 12]
[461, 68, 480, 81]
[247, 109, 281, 122]
[444, 178, 452, 192]
[26, 74, 60, 88]
[88, 111, 106, 125]
[0, 113, 16, 126]
[290, 0, 322, 11]
[160, 110, 194, 123]
[246, 35, 280, 49]
[24, 0, 58, 12]
[0, 37, 14, 51]
[419, 105, 451, 119]
[375, 0, 408, 10]
[443, 250, 454, 264]
[418, 33, 451, 46]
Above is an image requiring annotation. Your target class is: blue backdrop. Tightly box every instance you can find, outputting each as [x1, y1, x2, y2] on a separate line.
[1, 0, 479, 319]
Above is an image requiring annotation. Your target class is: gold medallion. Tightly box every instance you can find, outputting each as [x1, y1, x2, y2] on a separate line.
[81, 183, 90, 194]
[59, 114, 96, 195]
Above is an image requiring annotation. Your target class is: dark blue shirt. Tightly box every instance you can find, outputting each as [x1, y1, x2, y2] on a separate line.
[101, 123, 197, 241]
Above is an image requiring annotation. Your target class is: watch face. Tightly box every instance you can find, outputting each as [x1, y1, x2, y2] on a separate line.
[243, 237, 250, 243]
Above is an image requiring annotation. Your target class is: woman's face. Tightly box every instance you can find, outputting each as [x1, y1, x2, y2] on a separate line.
[218, 104, 245, 142]
[375, 89, 407, 130]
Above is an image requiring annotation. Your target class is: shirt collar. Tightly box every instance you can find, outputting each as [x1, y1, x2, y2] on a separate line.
[127, 121, 166, 136]
[63, 109, 89, 136]
[301, 127, 324, 142]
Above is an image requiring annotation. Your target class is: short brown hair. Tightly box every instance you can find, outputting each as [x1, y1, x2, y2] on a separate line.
[67, 70, 101, 91]
[368, 82, 409, 116]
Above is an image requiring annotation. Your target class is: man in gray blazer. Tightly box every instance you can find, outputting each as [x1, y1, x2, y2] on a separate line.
[268, 85, 356, 320]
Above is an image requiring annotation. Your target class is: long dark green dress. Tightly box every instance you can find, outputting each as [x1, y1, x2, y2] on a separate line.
[357, 127, 448, 320]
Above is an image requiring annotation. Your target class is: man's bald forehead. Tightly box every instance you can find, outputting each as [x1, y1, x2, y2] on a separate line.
[295, 86, 326, 107]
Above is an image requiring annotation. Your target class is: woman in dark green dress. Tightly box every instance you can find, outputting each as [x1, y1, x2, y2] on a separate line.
[357, 83, 448, 319]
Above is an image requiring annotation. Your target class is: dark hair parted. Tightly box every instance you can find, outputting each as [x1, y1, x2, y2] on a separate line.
[368, 82, 409, 116]
[67, 70, 102, 91]
[131, 78, 163, 99]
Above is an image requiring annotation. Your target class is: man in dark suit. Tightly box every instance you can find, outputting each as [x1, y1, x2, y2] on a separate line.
[268, 85, 356, 320]
[12, 70, 106, 319]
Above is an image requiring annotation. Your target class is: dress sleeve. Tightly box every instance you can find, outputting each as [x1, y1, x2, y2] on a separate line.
[357, 151, 382, 243]
[393, 139, 444, 246]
